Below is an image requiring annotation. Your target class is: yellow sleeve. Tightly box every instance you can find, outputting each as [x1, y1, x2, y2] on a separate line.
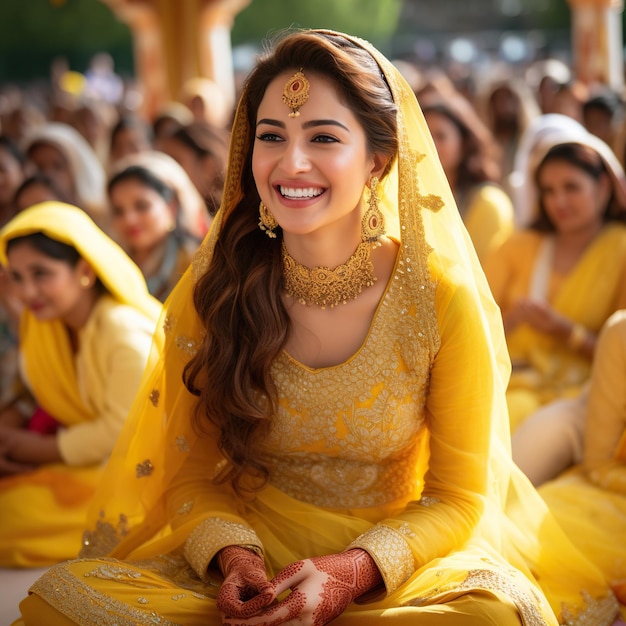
[57, 306, 155, 466]
[165, 430, 264, 582]
[463, 184, 515, 263]
[350, 275, 494, 591]
[584, 310, 626, 469]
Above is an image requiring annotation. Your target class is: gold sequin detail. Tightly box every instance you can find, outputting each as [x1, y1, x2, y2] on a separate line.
[176, 335, 198, 356]
[417, 496, 441, 507]
[177, 500, 194, 516]
[80, 513, 128, 558]
[560, 589, 620, 626]
[163, 315, 174, 334]
[349, 524, 416, 593]
[136, 459, 154, 478]
[149, 389, 160, 407]
[176, 435, 190, 452]
[184, 517, 263, 582]
[458, 569, 548, 626]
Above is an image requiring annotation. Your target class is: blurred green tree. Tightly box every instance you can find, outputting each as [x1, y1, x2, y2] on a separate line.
[231, 0, 402, 51]
[0, 0, 132, 84]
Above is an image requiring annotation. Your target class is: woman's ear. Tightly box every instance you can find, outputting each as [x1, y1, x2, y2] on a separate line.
[370, 153, 390, 181]
[76, 259, 97, 287]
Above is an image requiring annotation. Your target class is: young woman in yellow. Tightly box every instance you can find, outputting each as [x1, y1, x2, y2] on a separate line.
[13, 31, 622, 625]
[0, 202, 160, 566]
[484, 135, 626, 431]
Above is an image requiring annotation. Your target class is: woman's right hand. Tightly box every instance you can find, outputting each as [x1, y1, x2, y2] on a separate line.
[216, 546, 276, 619]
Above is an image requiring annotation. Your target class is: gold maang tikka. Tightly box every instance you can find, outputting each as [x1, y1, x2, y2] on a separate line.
[282, 69, 310, 117]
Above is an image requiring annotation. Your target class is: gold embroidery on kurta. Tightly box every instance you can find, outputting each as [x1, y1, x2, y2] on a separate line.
[30, 563, 181, 626]
[458, 569, 548, 626]
[261, 250, 435, 509]
[149, 390, 160, 407]
[560, 589, 620, 626]
[184, 517, 263, 582]
[80, 513, 128, 558]
[176, 335, 198, 356]
[348, 524, 416, 593]
[176, 435, 190, 452]
[136, 459, 154, 478]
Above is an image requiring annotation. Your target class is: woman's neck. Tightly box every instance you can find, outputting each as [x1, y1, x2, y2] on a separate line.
[554, 220, 604, 251]
[63, 289, 101, 351]
[131, 235, 169, 270]
[282, 213, 362, 270]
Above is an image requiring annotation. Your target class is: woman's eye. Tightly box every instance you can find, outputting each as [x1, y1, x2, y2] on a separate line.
[312, 134, 337, 143]
[256, 133, 283, 142]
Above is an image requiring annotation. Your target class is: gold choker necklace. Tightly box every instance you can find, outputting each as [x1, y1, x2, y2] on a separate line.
[282, 240, 377, 309]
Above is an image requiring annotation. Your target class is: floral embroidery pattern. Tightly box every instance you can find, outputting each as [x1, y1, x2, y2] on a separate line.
[136, 459, 154, 478]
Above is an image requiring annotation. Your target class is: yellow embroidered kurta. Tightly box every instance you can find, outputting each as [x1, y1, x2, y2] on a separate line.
[13, 32, 621, 626]
[461, 183, 515, 263]
[539, 309, 626, 617]
[484, 224, 626, 430]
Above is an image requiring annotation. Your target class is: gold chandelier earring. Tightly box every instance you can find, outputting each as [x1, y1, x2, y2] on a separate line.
[258, 201, 279, 238]
[361, 176, 385, 243]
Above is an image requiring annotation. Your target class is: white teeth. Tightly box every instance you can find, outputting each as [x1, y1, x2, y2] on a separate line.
[279, 186, 323, 199]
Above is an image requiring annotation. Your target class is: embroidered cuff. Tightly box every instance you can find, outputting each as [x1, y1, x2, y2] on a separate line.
[184, 517, 264, 582]
[348, 524, 415, 594]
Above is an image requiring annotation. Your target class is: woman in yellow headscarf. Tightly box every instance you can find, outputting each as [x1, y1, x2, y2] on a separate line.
[0, 202, 160, 567]
[13, 30, 622, 625]
[484, 133, 626, 432]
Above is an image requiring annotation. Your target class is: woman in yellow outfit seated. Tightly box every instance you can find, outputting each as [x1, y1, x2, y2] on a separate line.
[0, 202, 160, 567]
[484, 134, 626, 432]
[13, 30, 623, 625]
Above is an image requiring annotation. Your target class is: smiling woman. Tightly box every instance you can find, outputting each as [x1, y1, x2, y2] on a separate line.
[12, 30, 624, 626]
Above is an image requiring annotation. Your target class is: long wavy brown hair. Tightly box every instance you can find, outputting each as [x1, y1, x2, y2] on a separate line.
[183, 31, 398, 495]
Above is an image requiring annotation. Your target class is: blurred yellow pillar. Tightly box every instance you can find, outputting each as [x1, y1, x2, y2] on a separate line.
[100, 0, 250, 120]
[567, 0, 624, 91]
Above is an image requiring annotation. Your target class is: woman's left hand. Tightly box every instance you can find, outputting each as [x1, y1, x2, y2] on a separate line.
[222, 549, 383, 626]
[0, 426, 60, 470]
[516, 299, 569, 336]
[0, 427, 37, 476]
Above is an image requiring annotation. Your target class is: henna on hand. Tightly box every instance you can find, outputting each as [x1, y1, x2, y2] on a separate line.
[309, 549, 382, 624]
[216, 546, 276, 618]
[222, 549, 382, 626]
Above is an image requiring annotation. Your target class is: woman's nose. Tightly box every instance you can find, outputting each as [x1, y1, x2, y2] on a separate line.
[280, 141, 311, 174]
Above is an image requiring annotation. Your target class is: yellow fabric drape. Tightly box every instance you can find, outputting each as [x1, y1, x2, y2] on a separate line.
[14, 33, 621, 625]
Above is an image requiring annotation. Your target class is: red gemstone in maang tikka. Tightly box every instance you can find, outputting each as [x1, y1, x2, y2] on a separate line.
[282, 69, 310, 117]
